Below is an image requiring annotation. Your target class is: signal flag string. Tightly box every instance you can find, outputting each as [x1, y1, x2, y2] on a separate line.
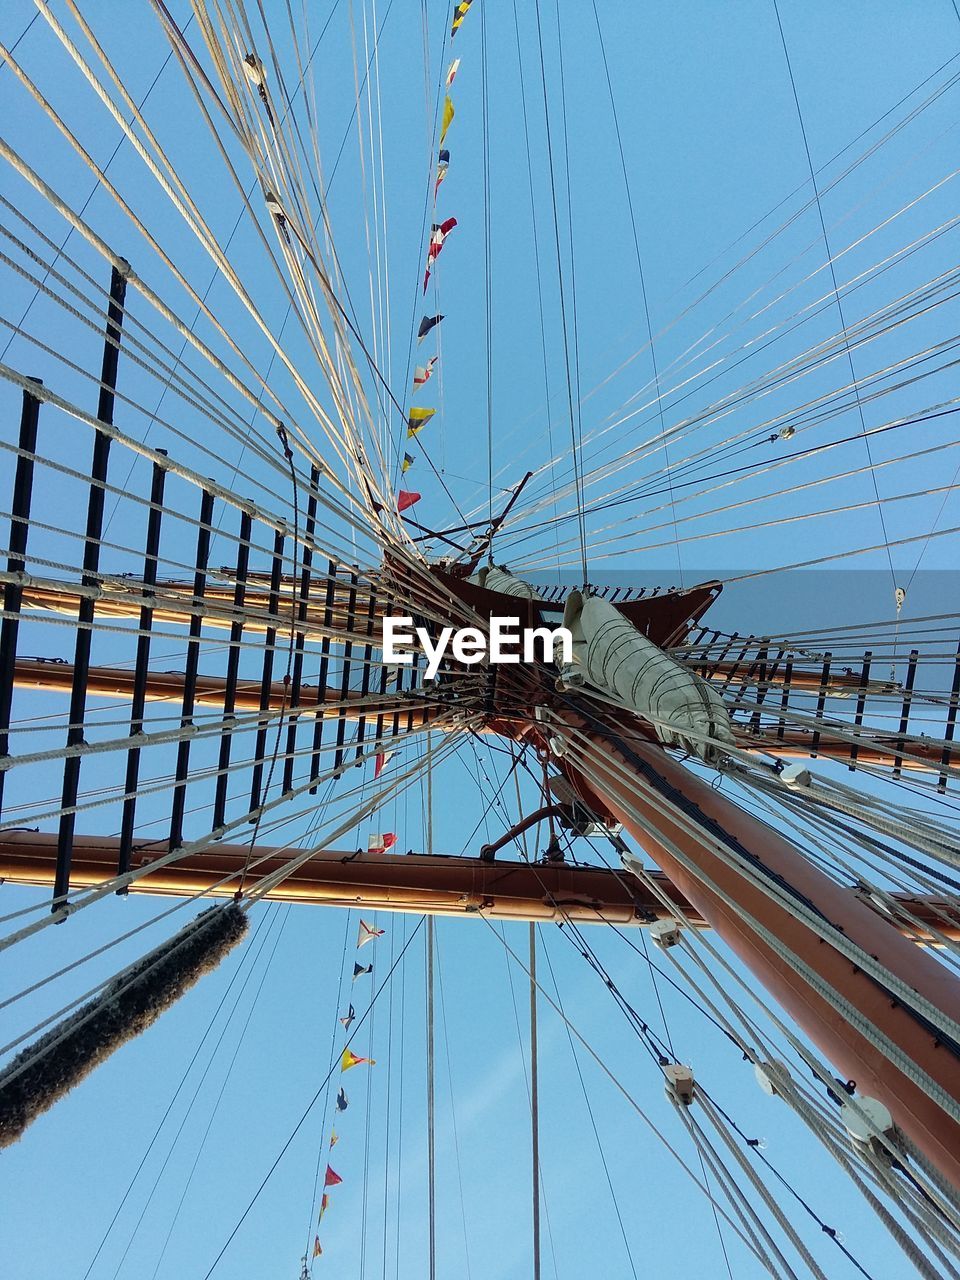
[305, 914, 386, 1270]
[399, 0, 476, 520]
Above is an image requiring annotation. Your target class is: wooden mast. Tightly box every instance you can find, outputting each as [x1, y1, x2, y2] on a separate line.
[557, 717, 960, 1190]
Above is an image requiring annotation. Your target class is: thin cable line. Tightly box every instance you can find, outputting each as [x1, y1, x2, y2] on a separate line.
[532, 0, 587, 584]
[481, 0, 494, 537]
[591, 1, 683, 584]
[199, 917, 425, 1279]
[773, 0, 897, 592]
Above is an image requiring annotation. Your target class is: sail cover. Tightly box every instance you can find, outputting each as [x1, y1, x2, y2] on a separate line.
[560, 590, 735, 764]
[469, 566, 545, 600]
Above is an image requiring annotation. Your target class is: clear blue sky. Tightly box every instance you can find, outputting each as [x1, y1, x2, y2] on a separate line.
[2, 2, 960, 1278]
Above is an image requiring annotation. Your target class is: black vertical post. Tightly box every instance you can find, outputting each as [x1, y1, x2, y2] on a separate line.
[309, 560, 337, 794]
[848, 651, 872, 771]
[250, 529, 285, 812]
[391, 627, 407, 741]
[893, 650, 919, 780]
[283, 467, 319, 794]
[939, 639, 960, 794]
[213, 509, 252, 828]
[334, 572, 358, 773]
[354, 587, 378, 761]
[55, 263, 128, 907]
[777, 658, 793, 742]
[118, 452, 168, 880]
[720, 636, 750, 699]
[169, 488, 215, 850]
[702, 631, 722, 676]
[748, 645, 773, 734]
[710, 632, 739, 692]
[811, 652, 831, 757]
[0, 379, 43, 819]
[405, 626, 421, 734]
[373, 594, 394, 754]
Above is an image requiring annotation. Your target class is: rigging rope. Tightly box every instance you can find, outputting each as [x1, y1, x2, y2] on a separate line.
[773, 0, 898, 595]
[532, 0, 587, 585]
[426, 732, 436, 1280]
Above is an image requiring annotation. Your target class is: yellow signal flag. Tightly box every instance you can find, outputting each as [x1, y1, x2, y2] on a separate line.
[402, 452, 415, 473]
[342, 1046, 376, 1071]
[406, 407, 436, 438]
[440, 94, 455, 145]
[451, 0, 473, 38]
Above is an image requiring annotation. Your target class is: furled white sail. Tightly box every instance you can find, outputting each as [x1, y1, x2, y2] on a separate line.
[469, 566, 544, 600]
[559, 590, 735, 764]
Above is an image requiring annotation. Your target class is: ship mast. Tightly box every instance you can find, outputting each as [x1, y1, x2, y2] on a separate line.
[5, 4, 960, 1270]
[9, 551, 960, 1190]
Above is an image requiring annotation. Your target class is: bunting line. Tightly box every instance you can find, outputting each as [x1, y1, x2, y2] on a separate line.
[400, 0, 477, 523]
[312, 912, 387, 1265]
